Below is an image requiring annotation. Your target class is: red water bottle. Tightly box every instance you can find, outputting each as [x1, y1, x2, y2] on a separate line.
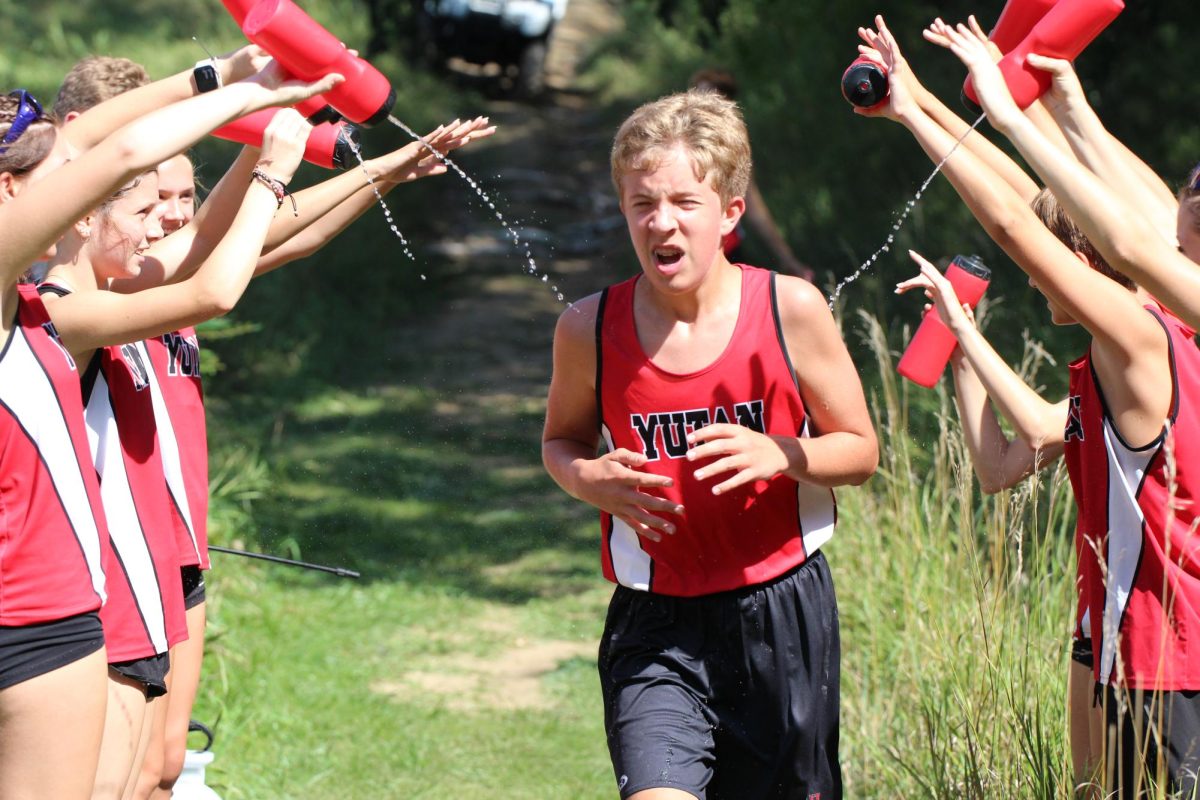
[220, 0, 342, 123]
[989, 0, 1061, 52]
[242, 0, 396, 127]
[897, 255, 991, 388]
[212, 108, 361, 170]
[962, 0, 1059, 110]
[967, 0, 1124, 113]
[841, 56, 889, 110]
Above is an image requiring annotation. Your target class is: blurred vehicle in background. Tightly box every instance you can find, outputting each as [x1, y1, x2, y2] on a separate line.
[415, 0, 568, 98]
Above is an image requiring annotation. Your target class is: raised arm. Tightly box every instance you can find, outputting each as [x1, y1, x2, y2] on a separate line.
[896, 251, 1064, 492]
[934, 19, 1200, 329]
[118, 117, 495, 288]
[542, 295, 683, 543]
[1020, 52, 1178, 243]
[254, 116, 495, 273]
[61, 45, 269, 152]
[0, 63, 341, 288]
[866, 17, 1161, 368]
[921, 19, 1172, 448]
[858, 18, 1040, 203]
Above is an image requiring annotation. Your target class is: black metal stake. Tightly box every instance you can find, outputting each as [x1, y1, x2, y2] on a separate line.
[209, 545, 361, 578]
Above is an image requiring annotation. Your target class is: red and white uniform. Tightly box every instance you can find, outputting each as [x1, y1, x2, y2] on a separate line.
[81, 338, 188, 660]
[145, 327, 209, 570]
[0, 285, 107, 625]
[596, 265, 836, 597]
[1065, 307, 1200, 690]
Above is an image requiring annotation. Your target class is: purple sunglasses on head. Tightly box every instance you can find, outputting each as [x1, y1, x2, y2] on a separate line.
[0, 90, 45, 155]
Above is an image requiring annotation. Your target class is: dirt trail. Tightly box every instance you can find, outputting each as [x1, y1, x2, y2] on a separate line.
[401, 0, 627, 402]
[378, 0, 623, 712]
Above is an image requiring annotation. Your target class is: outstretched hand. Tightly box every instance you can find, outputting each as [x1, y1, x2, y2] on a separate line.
[577, 449, 684, 543]
[894, 250, 976, 337]
[923, 16, 1022, 131]
[923, 17, 1003, 61]
[853, 14, 923, 121]
[377, 116, 497, 185]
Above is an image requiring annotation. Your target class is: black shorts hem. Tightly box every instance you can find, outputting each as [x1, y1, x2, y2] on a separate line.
[621, 779, 700, 800]
[0, 611, 104, 690]
[109, 651, 169, 698]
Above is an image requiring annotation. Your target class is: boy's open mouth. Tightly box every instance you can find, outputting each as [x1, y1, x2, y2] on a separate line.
[654, 246, 683, 266]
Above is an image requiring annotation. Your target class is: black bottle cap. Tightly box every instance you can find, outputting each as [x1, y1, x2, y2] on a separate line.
[841, 62, 888, 108]
[952, 254, 991, 281]
[331, 123, 362, 170]
[306, 104, 343, 126]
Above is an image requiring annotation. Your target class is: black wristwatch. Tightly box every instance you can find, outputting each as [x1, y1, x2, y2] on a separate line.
[193, 59, 222, 93]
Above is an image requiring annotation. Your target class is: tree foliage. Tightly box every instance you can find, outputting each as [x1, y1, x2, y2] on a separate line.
[586, 0, 1195, 388]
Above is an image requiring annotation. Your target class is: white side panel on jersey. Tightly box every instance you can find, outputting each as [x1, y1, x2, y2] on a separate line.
[143, 341, 199, 561]
[0, 330, 106, 601]
[1097, 421, 1155, 686]
[85, 373, 168, 654]
[797, 420, 836, 555]
[602, 424, 651, 591]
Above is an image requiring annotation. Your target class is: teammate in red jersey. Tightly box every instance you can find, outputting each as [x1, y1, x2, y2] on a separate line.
[0, 57, 335, 799]
[39, 107, 315, 799]
[929, 21, 1200, 796]
[542, 89, 877, 800]
[860, 14, 1200, 795]
[13, 63, 336, 799]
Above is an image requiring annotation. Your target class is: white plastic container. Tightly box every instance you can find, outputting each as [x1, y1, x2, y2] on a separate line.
[171, 749, 221, 800]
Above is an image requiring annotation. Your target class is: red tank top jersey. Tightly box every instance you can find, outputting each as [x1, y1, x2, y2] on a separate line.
[596, 265, 836, 597]
[82, 339, 188, 660]
[1065, 307, 1200, 690]
[0, 286, 108, 625]
[145, 328, 209, 569]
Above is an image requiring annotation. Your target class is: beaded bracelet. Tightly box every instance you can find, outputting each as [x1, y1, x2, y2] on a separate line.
[250, 167, 298, 216]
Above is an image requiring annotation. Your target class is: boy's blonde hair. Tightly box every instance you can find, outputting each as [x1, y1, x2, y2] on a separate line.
[1031, 187, 1134, 290]
[611, 88, 751, 205]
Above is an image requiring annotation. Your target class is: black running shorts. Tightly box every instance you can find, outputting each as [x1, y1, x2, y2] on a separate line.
[599, 551, 842, 800]
[1102, 684, 1200, 799]
[0, 611, 104, 690]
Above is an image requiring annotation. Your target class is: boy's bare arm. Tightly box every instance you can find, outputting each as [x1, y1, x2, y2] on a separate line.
[776, 278, 879, 486]
[541, 297, 683, 543]
[689, 278, 878, 494]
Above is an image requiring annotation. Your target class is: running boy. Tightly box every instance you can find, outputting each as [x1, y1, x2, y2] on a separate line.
[541, 89, 878, 800]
